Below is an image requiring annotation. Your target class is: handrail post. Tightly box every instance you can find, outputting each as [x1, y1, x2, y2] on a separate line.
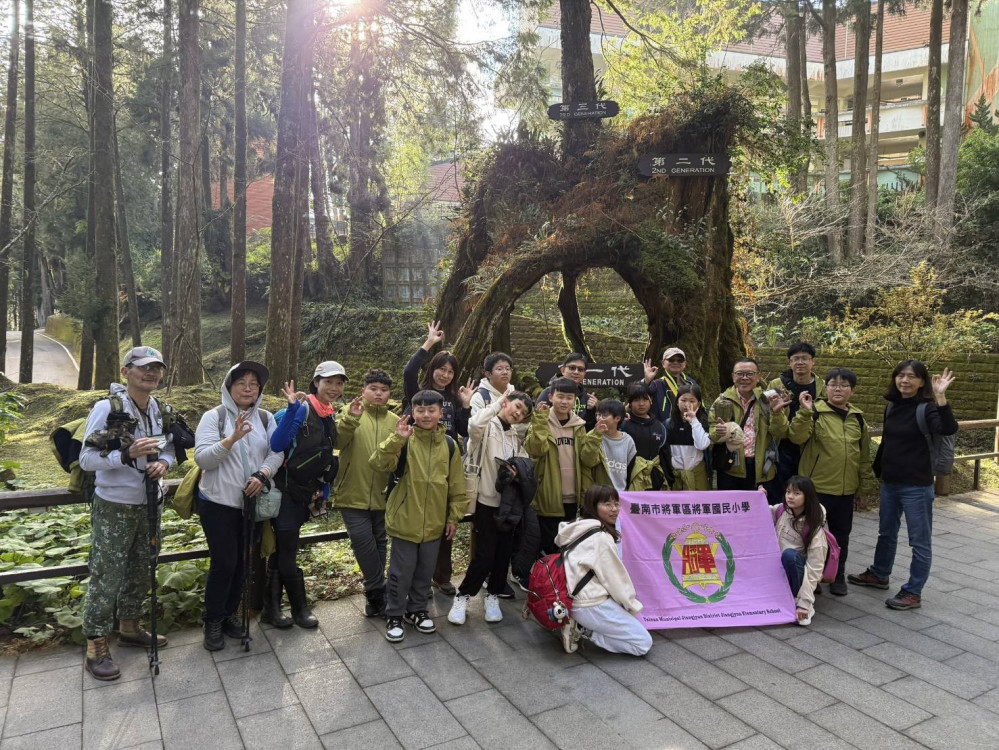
[974, 458, 981, 491]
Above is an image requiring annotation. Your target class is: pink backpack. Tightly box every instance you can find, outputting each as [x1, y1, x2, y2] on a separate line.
[775, 505, 841, 583]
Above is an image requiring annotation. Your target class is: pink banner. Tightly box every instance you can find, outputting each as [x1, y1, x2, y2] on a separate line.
[619, 490, 796, 629]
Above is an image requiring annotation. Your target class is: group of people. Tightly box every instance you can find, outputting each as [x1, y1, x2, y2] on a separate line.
[75, 330, 958, 681]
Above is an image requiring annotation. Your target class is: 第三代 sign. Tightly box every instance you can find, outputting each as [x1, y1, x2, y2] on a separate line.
[547, 101, 620, 121]
[638, 153, 731, 177]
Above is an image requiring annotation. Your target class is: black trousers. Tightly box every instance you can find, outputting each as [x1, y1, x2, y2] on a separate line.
[199, 498, 246, 621]
[717, 458, 758, 492]
[458, 504, 515, 597]
[537, 502, 578, 556]
[818, 492, 854, 580]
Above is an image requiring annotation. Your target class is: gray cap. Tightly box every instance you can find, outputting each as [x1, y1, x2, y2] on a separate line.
[314, 361, 349, 381]
[124, 346, 166, 368]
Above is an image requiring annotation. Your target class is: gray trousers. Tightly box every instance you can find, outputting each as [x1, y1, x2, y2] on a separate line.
[341, 508, 387, 593]
[386, 537, 442, 617]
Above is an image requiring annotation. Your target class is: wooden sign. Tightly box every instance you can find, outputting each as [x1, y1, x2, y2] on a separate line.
[638, 153, 732, 177]
[547, 101, 620, 121]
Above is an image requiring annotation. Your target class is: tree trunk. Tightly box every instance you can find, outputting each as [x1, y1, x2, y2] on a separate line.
[847, 0, 871, 259]
[0, 0, 19, 374]
[289, 163, 309, 381]
[799, 4, 812, 182]
[559, 0, 599, 162]
[936, 0, 969, 249]
[160, 0, 174, 368]
[18, 0, 35, 382]
[785, 1, 805, 193]
[925, 0, 943, 207]
[865, 0, 885, 253]
[821, 0, 843, 263]
[79, 0, 95, 391]
[230, 0, 246, 362]
[114, 122, 142, 346]
[265, 0, 311, 391]
[173, 0, 203, 384]
[309, 94, 339, 297]
[557, 271, 592, 359]
[38, 253, 53, 321]
[92, 0, 119, 390]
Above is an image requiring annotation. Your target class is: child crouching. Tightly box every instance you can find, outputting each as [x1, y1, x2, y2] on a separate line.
[772, 475, 829, 626]
[370, 390, 468, 642]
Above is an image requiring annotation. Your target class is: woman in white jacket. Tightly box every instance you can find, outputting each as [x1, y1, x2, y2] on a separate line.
[448, 392, 533, 626]
[194, 361, 283, 651]
[555, 485, 653, 656]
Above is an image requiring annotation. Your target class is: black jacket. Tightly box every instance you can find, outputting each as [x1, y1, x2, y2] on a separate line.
[874, 398, 958, 486]
[622, 415, 673, 489]
[495, 456, 538, 532]
[402, 348, 470, 439]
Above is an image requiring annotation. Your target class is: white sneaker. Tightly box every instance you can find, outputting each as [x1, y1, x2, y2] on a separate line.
[483, 594, 503, 623]
[448, 594, 470, 626]
[561, 619, 581, 654]
[796, 613, 812, 626]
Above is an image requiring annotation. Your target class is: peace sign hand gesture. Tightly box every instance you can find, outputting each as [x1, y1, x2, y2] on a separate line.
[282, 380, 300, 406]
[348, 396, 364, 417]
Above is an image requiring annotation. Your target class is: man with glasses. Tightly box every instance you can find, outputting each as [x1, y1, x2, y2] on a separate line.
[80, 346, 176, 680]
[538, 353, 598, 430]
[643, 347, 699, 423]
[709, 358, 791, 492]
[765, 343, 825, 501]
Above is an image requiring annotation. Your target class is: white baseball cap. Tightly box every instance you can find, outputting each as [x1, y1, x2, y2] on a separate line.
[314, 361, 349, 381]
[124, 346, 166, 368]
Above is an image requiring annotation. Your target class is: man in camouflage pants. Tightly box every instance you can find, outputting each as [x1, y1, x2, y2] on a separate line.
[80, 347, 176, 681]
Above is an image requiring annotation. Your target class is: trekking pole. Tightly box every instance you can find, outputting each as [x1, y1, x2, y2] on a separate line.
[144, 473, 162, 675]
[241, 492, 256, 652]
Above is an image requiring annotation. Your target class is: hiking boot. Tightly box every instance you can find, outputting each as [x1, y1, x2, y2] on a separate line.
[118, 620, 168, 649]
[560, 620, 581, 654]
[203, 618, 225, 651]
[385, 616, 405, 642]
[847, 569, 890, 590]
[260, 568, 293, 629]
[497, 582, 515, 600]
[85, 637, 121, 681]
[432, 578, 457, 596]
[403, 611, 435, 634]
[829, 578, 848, 596]
[285, 568, 319, 629]
[448, 594, 470, 626]
[221, 615, 243, 639]
[886, 590, 922, 610]
[364, 586, 386, 618]
[483, 594, 503, 623]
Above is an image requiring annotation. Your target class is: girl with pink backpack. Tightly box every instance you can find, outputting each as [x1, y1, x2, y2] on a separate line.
[771, 476, 833, 626]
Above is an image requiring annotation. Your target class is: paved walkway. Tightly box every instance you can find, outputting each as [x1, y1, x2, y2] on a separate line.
[1, 491, 998, 750]
[4, 330, 79, 387]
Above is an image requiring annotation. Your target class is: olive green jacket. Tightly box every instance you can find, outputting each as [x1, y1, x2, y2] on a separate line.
[524, 408, 591, 517]
[579, 430, 659, 491]
[332, 402, 399, 511]
[708, 386, 790, 482]
[788, 399, 878, 497]
[370, 425, 467, 543]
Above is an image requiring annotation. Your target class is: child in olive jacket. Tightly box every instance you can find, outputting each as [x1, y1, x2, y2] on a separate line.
[525, 378, 596, 556]
[333, 369, 400, 618]
[371, 390, 467, 642]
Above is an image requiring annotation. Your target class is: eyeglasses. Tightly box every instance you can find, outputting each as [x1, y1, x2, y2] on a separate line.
[564, 365, 586, 373]
[490, 366, 512, 374]
[598, 500, 621, 508]
[733, 371, 758, 379]
[826, 383, 852, 390]
[789, 355, 813, 364]
[130, 364, 165, 373]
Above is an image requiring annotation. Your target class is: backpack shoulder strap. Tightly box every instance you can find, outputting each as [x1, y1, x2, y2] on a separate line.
[215, 404, 227, 441]
[914, 402, 931, 437]
[478, 387, 492, 405]
[260, 410, 270, 430]
[562, 527, 603, 596]
[444, 434, 456, 461]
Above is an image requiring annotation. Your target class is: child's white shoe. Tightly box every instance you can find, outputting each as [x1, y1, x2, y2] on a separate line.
[447, 595, 470, 626]
[483, 594, 503, 623]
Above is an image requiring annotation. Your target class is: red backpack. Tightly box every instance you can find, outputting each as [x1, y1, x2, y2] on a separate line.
[523, 527, 603, 631]
[775, 505, 841, 583]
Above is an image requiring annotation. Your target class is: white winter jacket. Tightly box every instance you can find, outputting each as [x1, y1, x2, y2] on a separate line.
[555, 518, 643, 613]
[194, 364, 284, 510]
[465, 398, 528, 510]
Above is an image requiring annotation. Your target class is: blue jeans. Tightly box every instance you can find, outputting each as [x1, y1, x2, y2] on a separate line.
[781, 548, 805, 598]
[871, 482, 934, 596]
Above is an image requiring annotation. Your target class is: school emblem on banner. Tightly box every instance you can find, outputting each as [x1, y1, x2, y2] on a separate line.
[663, 523, 736, 604]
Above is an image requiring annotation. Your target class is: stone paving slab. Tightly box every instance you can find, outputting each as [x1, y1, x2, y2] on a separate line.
[2, 497, 999, 748]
